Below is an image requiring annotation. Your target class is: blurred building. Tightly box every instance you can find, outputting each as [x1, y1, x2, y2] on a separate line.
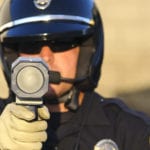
[0, 0, 3, 6]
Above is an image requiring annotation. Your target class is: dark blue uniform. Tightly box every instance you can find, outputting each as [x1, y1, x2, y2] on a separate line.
[1, 92, 150, 150]
[43, 92, 150, 150]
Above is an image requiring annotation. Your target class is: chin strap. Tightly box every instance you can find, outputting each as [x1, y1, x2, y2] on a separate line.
[65, 88, 79, 111]
[43, 87, 80, 111]
[54, 87, 80, 111]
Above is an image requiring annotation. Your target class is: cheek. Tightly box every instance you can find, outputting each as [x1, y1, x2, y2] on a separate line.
[52, 49, 79, 77]
[46, 48, 80, 97]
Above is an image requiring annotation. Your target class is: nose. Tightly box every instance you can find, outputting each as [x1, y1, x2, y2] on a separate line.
[39, 46, 54, 64]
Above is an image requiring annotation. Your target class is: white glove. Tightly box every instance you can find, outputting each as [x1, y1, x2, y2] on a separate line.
[0, 102, 50, 150]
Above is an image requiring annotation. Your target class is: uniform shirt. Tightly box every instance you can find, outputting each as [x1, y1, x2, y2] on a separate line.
[43, 92, 150, 150]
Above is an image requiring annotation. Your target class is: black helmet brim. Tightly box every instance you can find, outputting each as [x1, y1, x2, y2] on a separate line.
[1, 22, 93, 43]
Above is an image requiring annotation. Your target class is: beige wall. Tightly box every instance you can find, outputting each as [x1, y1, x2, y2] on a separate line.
[0, 0, 3, 6]
[95, 0, 150, 115]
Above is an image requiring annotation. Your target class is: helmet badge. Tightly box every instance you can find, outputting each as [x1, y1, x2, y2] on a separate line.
[33, 0, 52, 10]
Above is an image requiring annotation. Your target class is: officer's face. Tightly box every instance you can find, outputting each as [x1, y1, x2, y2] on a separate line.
[19, 45, 80, 99]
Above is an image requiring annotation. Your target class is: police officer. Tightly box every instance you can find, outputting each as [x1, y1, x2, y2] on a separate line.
[0, 0, 150, 150]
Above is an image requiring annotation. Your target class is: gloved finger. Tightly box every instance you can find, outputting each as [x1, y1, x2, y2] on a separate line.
[10, 103, 35, 121]
[38, 105, 50, 120]
[10, 114, 48, 132]
[0, 140, 42, 150]
[12, 141, 42, 150]
[11, 129, 47, 142]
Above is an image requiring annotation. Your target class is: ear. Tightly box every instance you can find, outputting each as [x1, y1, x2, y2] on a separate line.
[0, 64, 9, 99]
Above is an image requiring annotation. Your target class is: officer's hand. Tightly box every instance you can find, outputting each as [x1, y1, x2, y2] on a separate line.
[0, 102, 50, 150]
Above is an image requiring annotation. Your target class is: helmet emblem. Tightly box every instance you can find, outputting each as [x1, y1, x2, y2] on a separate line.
[33, 0, 52, 10]
[94, 139, 119, 150]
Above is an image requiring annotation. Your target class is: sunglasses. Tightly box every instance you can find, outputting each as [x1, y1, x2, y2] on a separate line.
[3, 36, 91, 54]
[14, 38, 84, 54]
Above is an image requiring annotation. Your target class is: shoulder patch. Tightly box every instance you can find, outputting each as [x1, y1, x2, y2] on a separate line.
[94, 139, 119, 150]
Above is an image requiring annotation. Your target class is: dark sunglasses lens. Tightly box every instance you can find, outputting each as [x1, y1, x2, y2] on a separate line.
[18, 43, 41, 54]
[6, 39, 80, 54]
[50, 40, 78, 51]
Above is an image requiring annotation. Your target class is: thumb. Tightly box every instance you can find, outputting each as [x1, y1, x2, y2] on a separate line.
[38, 105, 50, 120]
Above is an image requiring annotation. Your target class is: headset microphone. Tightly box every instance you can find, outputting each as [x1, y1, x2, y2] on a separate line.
[48, 71, 86, 84]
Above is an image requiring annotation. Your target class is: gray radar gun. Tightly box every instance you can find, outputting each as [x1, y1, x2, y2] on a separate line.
[11, 57, 49, 113]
